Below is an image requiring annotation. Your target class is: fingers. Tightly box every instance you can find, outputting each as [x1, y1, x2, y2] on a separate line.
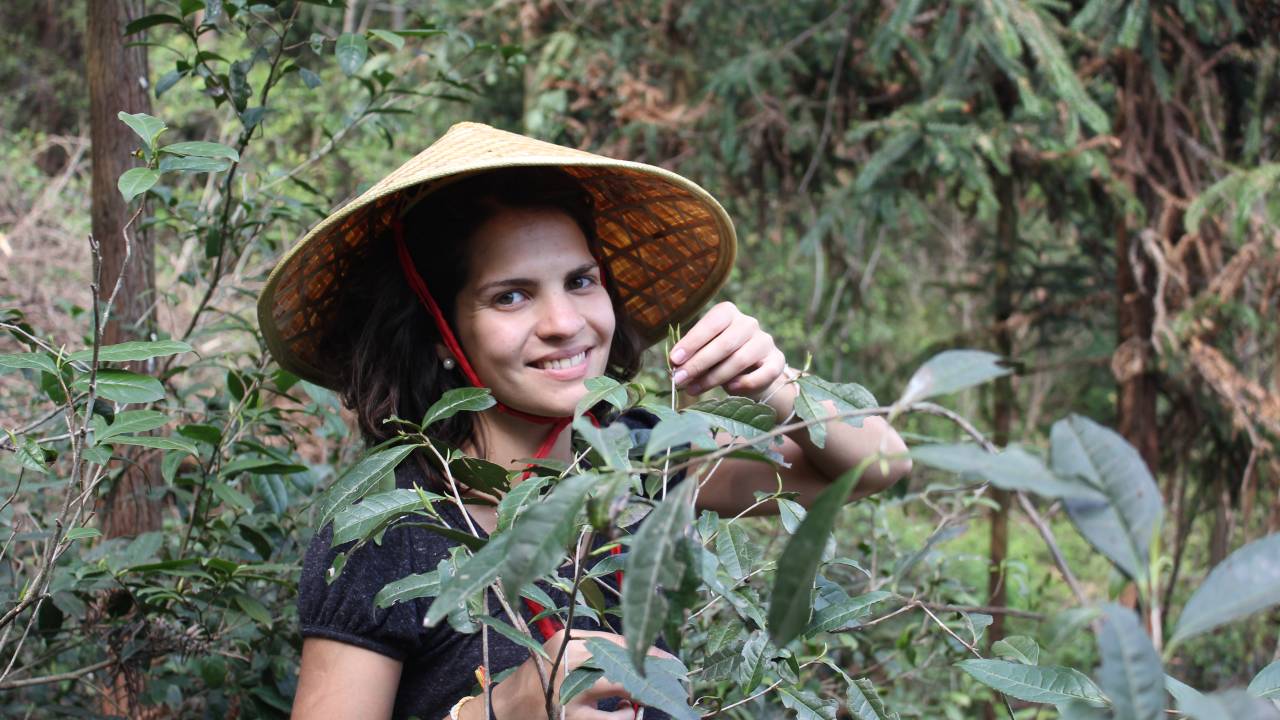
[725, 348, 787, 397]
[687, 332, 774, 395]
[672, 306, 758, 390]
[669, 301, 737, 367]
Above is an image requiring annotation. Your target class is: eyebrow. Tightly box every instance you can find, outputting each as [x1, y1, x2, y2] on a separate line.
[474, 262, 600, 295]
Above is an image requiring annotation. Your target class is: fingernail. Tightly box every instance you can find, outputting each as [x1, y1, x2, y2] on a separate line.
[670, 348, 686, 364]
[672, 369, 687, 385]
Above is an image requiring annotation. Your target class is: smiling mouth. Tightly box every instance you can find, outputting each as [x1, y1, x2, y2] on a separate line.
[533, 350, 588, 371]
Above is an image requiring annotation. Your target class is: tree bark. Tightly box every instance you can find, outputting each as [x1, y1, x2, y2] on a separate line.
[987, 168, 1017, 648]
[87, 0, 163, 538]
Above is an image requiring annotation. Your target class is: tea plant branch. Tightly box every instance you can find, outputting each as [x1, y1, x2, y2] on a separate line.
[917, 604, 1017, 719]
[544, 528, 594, 718]
[922, 603, 1044, 621]
[0, 658, 114, 690]
[1016, 492, 1087, 605]
[706, 658, 822, 717]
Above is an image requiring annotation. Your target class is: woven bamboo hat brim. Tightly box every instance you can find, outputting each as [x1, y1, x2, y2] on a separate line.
[257, 122, 737, 389]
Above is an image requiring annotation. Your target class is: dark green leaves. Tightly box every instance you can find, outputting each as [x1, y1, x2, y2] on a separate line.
[424, 535, 508, 627]
[159, 141, 240, 162]
[374, 571, 439, 608]
[73, 370, 165, 404]
[1097, 604, 1162, 720]
[331, 488, 434, 546]
[957, 659, 1107, 706]
[623, 481, 694, 672]
[584, 638, 697, 720]
[498, 473, 595, 603]
[687, 397, 776, 439]
[314, 445, 416, 529]
[768, 463, 865, 646]
[1170, 532, 1280, 646]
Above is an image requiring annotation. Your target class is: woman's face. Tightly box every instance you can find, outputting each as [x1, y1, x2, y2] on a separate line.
[452, 206, 616, 417]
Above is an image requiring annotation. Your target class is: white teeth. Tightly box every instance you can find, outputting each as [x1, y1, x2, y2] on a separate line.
[537, 351, 586, 371]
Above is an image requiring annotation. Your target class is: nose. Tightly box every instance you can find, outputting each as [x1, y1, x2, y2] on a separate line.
[536, 290, 587, 339]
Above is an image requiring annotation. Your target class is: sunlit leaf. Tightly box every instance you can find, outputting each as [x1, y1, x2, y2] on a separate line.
[422, 387, 494, 427]
[73, 370, 164, 404]
[895, 350, 1012, 406]
[957, 659, 1107, 706]
[92, 410, 168, 443]
[69, 339, 193, 363]
[644, 413, 713, 461]
[992, 635, 1040, 665]
[117, 111, 167, 147]
[118, 168, 160, 202]
[1052, 414, 1162, 583]
[911, 443, 1101, 500]
[576, 376, 626, 417]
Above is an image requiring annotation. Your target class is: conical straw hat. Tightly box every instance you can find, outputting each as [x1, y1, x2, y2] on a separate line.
[257, 121, 737, 389]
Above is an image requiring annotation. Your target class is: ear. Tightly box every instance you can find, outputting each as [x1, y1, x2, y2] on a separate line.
[434, 343, 454, 364]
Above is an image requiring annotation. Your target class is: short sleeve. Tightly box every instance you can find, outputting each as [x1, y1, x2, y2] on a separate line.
[297, 522, 428, 661]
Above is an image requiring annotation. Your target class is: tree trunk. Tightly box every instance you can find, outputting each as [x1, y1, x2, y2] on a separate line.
[88, 0, 162, 540]
[987, 169, 1017, 648]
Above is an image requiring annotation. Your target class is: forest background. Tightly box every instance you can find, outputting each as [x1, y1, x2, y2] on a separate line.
[0, 0, 1278, 718]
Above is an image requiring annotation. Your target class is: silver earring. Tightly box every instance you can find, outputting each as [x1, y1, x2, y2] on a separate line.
[442, 357, 456, 370]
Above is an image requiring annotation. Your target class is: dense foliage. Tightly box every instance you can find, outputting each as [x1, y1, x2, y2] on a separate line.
[0, 0, 1277, 718]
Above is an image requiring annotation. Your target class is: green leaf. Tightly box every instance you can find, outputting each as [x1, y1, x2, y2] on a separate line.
[992, 635, 1040, 665]
[117, 111, 167, 148]
[560, 666, 605, 705]
[495, 476, 548, 533]
[422, 387, 494, 427]
[219, 457, 307, 476]
[847, 677, 900, 720]
[1166, 675, 1224, 720]
[1053, 414, 1162, 584]
[686, 397, 776, 439]
[778, 686, 838, 720]
[498, 473, 595, 602]
[110, 434, 199, 456]
[158, 155, 231, 173]
[1171, 533, 1280, 645]
[298, 67, 322, 89]
[896, 349, 1011, 406]
[1097, 604, 1162, 720]
[73, 369, 164, 404]
[1167, 676, 1280, 720]
[374, 571, 439, 608]
[768, 462, 866, 646]
[92, 410, 166, 443]
[123, 13, 185, 36]
[478, 616, 550, 660]
[583, 638, 697, 720]
[643, 413, 713, 461]
[1249, 660, 1280, 699]
[573, 417, 631, 470]
[335, 32, 368, 75]
[793, 382, 828, 448]
[806, 591, 892, 635]
[314, 445, 416, 529]
[159, 141, 240, 162]
[795, 375, 878, 417]
[911, 443, 1102, 500]
[715, 522, 754, 581]
[957, 659, 1108, 706]
[234, 593, 272, 625]
[368, 28, 406, 50]
[0, 352, 59, 375]
[623, 481, 694, 673]
[69, 339, 192, 363]
[65, 527, 101, 541]
[118, 168, 160, 202]
[332, 488, 438, 545]
[425, 535, 507, 627]
[576, 376, 627, 418]
[211, 481, 254, 512]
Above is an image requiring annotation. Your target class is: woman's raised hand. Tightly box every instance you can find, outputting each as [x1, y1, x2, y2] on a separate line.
[477, 629, 674, 720]
[669, 301, 789, 402]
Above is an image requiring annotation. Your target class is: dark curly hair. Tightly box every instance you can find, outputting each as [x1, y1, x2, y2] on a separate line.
[319, 167, 645, 473]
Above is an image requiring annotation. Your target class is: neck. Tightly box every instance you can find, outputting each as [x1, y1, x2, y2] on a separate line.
[467, 409, 573, 472]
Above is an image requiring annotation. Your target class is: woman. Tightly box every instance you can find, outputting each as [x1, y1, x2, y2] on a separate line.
[258, 123, 911, 720]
